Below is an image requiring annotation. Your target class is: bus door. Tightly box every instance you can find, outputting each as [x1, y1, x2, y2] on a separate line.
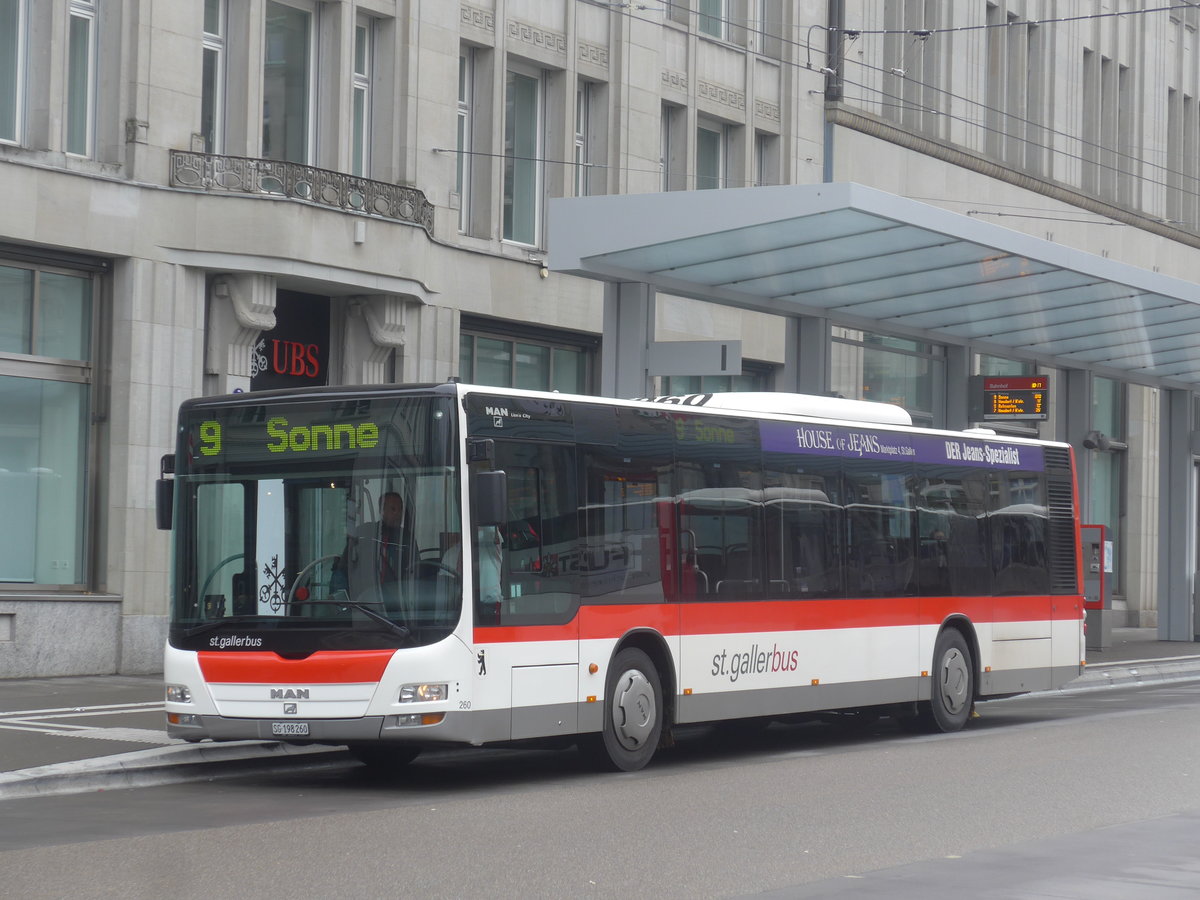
[488, 440, 581, 741]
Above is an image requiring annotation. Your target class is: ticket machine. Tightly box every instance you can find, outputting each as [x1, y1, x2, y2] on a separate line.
[1081, 524, 1112, 651]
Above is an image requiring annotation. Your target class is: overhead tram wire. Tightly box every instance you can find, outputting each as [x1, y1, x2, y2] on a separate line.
[569, 0, 1200, 226]
[835, 52, 1200, 226]
[584, 0, 1200, 196]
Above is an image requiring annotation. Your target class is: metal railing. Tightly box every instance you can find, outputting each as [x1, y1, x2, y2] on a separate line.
[169, 150, 435, 235]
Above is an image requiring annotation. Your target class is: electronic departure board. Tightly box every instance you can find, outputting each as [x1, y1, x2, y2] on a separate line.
[969, 375, 1050, 422]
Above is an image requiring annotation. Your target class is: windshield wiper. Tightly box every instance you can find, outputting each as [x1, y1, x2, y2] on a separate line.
[289, 597, 411, 640]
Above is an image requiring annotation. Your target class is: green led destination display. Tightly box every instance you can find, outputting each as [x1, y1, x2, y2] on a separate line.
[196, 417, 380, 457]
[181, 398, 392, 467]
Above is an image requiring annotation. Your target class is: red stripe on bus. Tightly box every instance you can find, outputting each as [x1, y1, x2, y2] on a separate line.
[474, 594, 1084, 643]
[197, 650, 394, 683]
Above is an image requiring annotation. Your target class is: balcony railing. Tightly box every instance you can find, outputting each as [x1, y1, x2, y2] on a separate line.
[169, 151, 434, 235]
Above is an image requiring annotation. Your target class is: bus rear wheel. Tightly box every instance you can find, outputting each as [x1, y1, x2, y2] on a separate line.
[587, 647, 663, 772]
[922, 628, 974, 733]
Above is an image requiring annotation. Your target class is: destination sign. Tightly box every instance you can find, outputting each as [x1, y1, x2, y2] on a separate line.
[180, 397, 391, 467]
[970, 375, 1049, 422]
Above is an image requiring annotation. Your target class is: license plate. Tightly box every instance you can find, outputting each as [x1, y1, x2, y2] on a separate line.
[271, 722, 310, 737]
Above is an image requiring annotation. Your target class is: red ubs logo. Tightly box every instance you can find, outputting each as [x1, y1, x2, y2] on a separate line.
[271, 340, 320, 378]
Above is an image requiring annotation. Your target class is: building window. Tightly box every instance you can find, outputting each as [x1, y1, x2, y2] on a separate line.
[754, 0, 782, 58]
[503, 66, 543, 245]
[351, 16, 372, 177]
[659, 369, 771, 396]
[661, 104, 685, 191]
[699, 0, 724, 39]
[696, 121, 727, 190]
[1089, 376, 1125, 591]
[754, 131, 778, 186]
[201, 0, 226, 154]
[831, 327, 944, 427]
[263, 0, 315, 164]
[1167, 87, 1200, 231]
[880, 0, 944, 136]
[985, 7, 1048, 175]
[460, 331, 590, 394]
[66, 0, 97, 157]
[0, 261, 96, 587]
[457, 48, 474, 232]
[575, 81, 593, 197]
[1083, 49, 1135, 205]
[0, 0, 24, 144]
[976, 354, 1035, 378]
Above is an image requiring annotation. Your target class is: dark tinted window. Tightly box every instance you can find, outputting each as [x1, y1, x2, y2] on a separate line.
[673, 413, 762, 599]
[990, 471, 1049, 595]
[915, 467, 991, 596]
[763, 456, 844, 599]
[481, 441, 580, 624]
[578, 407, 674, 603]
[844, 460, 916, 597]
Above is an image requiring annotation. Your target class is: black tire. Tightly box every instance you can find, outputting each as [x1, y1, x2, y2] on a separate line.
[587, 647, 664, 772]
[348, 743, 421, 771]
[923, 628, 974, 733]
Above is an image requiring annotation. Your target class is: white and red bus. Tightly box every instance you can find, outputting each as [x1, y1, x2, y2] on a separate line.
[159, 383, 1084, 771]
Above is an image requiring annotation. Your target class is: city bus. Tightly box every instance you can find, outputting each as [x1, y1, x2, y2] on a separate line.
[158, 382, 1085, 771]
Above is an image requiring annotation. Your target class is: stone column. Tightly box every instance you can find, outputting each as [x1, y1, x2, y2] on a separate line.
[601, 281, 654, 399]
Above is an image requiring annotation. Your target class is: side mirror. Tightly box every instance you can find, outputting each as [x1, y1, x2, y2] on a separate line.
[473, 470, 507, 526]
[155, 454, 174, 530]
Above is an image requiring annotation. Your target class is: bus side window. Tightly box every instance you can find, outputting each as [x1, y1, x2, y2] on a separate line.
[671, 412, 763, 601]
[486, 442, 580, 625]
[843, 460, 916, 598]
[990, 471, 1049, 596]
[763, 457, 843, 599]
[916, 468, 991, 597]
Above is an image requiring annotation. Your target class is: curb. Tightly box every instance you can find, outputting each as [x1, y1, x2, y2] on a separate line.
[1056, 655, 1200, 694]
[0, 740, 349, 801]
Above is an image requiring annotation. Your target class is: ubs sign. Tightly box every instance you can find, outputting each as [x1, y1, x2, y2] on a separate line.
[251, 291, 331, 391]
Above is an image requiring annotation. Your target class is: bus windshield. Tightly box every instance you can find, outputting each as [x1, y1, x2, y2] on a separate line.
[168, 393, 460, 653]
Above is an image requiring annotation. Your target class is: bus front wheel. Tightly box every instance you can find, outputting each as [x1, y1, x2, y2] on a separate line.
[588, 647, 663, 772]
[923, 628, 974, 733]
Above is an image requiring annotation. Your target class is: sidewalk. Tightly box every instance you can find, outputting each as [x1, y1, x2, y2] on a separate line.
[1, 628, 1198, 799]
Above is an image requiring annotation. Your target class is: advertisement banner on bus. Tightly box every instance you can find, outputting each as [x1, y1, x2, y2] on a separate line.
[759, 421, 1044, 470]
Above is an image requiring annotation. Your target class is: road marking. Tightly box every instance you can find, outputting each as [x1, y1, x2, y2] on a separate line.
[0, 701, 175, 745]
[0, 701, 163, 719]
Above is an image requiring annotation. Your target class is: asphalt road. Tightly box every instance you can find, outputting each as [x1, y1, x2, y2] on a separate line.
[2, 680, 1200, 899]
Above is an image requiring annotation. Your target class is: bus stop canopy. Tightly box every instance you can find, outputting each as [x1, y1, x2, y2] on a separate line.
[548, 182, 1200, 389]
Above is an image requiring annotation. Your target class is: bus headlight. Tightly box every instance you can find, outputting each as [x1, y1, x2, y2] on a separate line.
[166, 684, 192, 703]
[399, 683, 448, 703]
